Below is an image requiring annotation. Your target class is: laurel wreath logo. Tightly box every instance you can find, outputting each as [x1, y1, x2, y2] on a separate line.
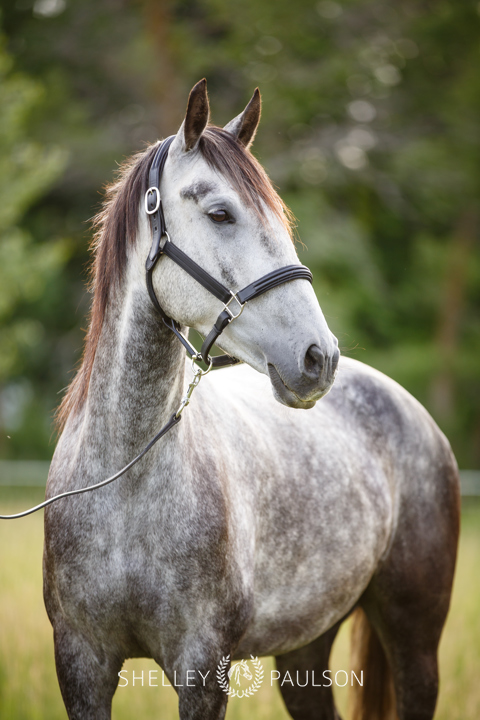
[216, 655, 264, 698]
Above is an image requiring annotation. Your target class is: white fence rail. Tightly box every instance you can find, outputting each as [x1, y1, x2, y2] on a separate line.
[0, 461, 50, 487]
[1, 461, 480, 495]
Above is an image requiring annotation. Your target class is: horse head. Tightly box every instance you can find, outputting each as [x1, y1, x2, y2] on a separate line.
[144, 79, 339, 408]
[228, 660, 253, 686]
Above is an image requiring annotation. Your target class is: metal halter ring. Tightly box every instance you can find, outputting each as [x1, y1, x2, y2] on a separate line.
[224, 293, 245, 321]
[145, 187, 161, 215]
[191, 353, 213, 375]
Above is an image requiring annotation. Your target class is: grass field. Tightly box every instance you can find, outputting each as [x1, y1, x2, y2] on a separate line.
[0, 487, 479, 719]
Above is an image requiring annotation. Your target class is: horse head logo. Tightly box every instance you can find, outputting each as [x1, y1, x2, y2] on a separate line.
[217, 654, 264, 697]
[227, 659, 253, 686]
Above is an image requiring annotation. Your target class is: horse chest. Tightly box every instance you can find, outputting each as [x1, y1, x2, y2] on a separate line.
[45, 464, 240, 631]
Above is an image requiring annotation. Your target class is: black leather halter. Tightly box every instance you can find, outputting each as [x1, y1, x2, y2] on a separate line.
[0, 136, 315, 519]
[145, 136, 313, 368]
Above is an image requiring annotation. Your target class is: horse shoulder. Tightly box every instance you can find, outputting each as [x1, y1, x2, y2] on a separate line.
[326, 357, 460, 539]
[329, 356, 458, 475]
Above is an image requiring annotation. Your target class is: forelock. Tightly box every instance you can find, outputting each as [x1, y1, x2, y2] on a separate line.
[199, 127, 294, 237]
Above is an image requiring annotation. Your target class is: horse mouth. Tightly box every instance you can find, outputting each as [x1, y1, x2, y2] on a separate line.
[267, 363, 317, 410]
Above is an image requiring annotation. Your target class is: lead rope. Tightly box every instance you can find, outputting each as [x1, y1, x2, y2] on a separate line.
[0, 355, 208, 519]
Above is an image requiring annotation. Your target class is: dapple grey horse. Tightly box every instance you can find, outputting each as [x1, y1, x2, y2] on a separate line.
[44, 80, 459, 720]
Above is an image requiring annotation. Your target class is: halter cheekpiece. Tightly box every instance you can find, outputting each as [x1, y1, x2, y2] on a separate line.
[145, 135, 313, 368]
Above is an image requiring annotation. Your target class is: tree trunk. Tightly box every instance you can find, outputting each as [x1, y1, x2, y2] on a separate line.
[430, 207, 478, 420]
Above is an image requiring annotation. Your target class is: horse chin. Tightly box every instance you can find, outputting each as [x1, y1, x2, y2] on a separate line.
[267, 363, 318, 410]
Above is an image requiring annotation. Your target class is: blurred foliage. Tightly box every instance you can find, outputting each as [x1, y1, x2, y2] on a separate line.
[0, 0, 478, 465]
[0, 35, 69, 458]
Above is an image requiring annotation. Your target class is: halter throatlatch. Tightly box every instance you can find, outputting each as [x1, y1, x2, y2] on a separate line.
[145, 136, 313, 367]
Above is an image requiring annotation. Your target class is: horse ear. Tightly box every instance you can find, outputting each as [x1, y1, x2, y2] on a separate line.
[223, 88, 261, 149]
[179, 78, 210, 152]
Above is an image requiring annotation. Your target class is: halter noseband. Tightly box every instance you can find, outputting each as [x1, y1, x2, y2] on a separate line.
[145, 136, 313, 368]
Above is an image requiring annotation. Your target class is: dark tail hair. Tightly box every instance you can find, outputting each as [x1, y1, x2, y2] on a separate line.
[350, 607, 398, 720]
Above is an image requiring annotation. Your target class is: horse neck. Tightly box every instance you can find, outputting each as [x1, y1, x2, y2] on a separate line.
[79, 273, 186, 465]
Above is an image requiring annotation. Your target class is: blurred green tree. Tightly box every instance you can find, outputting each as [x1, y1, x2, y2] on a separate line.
[0, 36, 68, 458]
[164, 0, 480, 466]
[0, 0, 478, 467]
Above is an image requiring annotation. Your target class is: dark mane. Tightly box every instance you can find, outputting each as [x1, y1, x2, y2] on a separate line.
[56, 127, 294, 430]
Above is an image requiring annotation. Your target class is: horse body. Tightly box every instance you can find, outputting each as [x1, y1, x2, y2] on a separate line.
[44, 81, 459, 720]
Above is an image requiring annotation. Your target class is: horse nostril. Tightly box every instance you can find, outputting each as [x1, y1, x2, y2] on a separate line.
[332, 347, 340, 374]
[303, 344, 325, 380]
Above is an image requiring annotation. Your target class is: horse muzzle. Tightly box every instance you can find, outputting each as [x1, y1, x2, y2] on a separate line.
[267, 340, 340, 409]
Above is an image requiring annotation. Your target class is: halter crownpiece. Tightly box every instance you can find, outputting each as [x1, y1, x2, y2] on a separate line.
[145, 136, 313, 368]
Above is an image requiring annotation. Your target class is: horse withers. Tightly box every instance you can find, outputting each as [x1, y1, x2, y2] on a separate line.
[44, 79, 460, 720]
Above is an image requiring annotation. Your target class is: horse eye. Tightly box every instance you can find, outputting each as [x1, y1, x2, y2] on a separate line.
[209, 209, 231, 224]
